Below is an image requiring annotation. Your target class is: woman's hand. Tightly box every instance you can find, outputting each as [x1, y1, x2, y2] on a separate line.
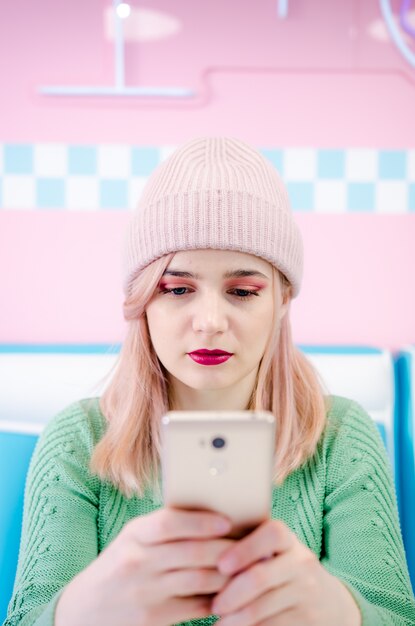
[211, 519, 362, 626]
[55, 507, 235, 626]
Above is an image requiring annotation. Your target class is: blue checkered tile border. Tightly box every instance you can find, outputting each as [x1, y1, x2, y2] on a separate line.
[0, 144, 414, 212]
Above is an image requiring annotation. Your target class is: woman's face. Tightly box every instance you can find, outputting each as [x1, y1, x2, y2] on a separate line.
[145, 249, 288, 406]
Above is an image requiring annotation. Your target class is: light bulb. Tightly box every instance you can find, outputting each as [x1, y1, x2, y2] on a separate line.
[116, 3, 131, 19]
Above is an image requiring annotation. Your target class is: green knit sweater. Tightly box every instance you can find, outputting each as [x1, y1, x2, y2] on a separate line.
[3, 395, 415, 626]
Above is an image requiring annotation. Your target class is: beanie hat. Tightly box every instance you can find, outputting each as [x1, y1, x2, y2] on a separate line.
[122, 137, 304, 298]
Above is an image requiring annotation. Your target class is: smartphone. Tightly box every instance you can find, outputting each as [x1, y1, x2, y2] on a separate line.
[161, 410, 276, 538]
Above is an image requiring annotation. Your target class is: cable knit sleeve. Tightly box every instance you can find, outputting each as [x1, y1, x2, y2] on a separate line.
[321, 398, 415, 625]
[2, 400, 102, 626]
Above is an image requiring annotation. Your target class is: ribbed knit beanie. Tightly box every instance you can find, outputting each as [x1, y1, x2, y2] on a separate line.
[123, 137, 304, 298]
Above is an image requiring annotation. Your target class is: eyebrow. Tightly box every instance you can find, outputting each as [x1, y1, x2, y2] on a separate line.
[162, 269, 270, 280]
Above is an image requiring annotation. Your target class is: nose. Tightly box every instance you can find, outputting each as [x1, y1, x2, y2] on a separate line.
[191, 291, 229, 334]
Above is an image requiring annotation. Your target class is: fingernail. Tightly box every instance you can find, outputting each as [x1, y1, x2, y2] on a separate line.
[218, 555, 236, 573]
[215, 519, 231, 534]
[212, 599, 224, 615]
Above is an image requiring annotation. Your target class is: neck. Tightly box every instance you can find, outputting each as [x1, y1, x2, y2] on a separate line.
[168, 369, 257, 412]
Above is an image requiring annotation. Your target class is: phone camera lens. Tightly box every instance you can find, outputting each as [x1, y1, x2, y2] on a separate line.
[212, 436, 226, 449]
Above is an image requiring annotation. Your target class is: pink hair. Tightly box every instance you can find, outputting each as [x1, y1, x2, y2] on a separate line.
[89, 253, 331, 498]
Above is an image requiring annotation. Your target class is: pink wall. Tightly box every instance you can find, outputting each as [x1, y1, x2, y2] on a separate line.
[1, 0, 414, 350]
[1, 0, 415, 145]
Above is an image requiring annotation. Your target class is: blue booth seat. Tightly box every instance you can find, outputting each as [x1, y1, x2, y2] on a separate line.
[0, 430, 39, 623]
[395, 348, 415, 592]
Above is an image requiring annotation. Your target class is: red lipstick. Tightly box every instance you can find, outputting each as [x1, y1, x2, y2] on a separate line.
[188, 349, 233, 366]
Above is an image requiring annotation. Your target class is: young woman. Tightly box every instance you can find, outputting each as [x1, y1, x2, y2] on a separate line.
[4, 138, 415, 626]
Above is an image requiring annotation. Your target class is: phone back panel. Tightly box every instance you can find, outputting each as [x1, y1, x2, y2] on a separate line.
[161, 411, 276, 536]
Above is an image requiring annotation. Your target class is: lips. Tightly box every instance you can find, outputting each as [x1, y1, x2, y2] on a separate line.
[188, 350, 233, 366]
[189, 349, 233, 356]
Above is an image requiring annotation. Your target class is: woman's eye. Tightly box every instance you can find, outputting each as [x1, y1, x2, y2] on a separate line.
[231, 289, 259, 299]
[160, 287, 259, 299]
[162, 287, 189, 296]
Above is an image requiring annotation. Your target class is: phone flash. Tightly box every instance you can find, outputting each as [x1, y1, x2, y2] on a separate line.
[209, 459, 227, 476]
